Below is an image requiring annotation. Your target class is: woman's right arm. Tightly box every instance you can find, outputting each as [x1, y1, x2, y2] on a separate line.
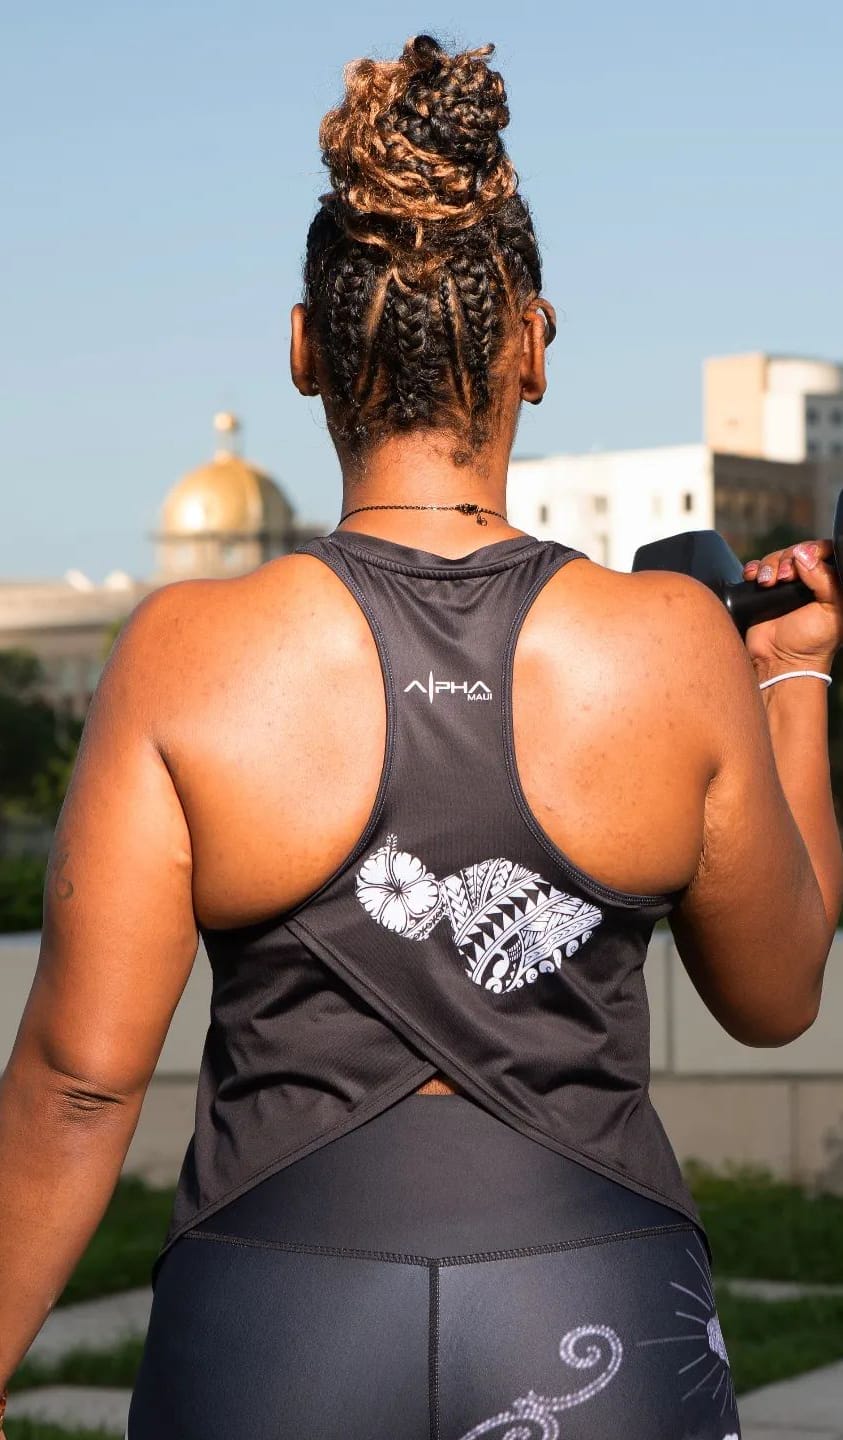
[755, 652, 842, 935]
[667, 567, 843, 1047]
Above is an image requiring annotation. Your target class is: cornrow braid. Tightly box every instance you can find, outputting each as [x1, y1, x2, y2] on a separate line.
[327, 244, 375, 410]
[352, 268, 393, 412]
[303, 34, 544, 454]
[388, 282, 440, 427]
[447, 248, 499, 414]
[438, 270, 468, 408]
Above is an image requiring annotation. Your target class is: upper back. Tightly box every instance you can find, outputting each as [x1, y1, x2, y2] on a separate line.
[151, 531, 714, 931]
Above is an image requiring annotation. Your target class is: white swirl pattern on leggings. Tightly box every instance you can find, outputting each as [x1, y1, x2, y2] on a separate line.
[456, 1323, 623, 1439]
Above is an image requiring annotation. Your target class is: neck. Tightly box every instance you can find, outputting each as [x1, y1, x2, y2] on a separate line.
[337, 431, 525, 553]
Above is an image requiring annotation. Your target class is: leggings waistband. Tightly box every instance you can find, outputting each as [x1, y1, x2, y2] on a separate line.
[190, 1093, 696, 1258]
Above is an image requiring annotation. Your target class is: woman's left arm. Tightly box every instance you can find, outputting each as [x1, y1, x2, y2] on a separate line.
[0, 585, 199, 1391]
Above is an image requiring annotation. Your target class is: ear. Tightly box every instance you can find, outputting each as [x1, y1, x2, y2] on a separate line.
[519, 298, 555, 405]
[290, 303, 320, 396]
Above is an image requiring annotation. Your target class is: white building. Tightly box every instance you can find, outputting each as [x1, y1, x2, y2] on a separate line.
[508, 353, 843, 571]
[507, 444, 711, 574]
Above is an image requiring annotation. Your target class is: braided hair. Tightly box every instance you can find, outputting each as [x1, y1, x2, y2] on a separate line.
[303, 35, 543, 453]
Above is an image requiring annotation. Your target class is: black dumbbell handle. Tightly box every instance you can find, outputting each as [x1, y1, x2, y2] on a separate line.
[723, 564, 832, 639]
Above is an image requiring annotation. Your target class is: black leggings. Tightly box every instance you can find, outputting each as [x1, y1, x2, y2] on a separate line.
[127, 1095, 741, 1439]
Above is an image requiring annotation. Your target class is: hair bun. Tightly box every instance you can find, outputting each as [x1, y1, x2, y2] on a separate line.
[319, 34, 518, 245]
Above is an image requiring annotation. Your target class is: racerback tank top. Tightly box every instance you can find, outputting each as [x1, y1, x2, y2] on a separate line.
[151, 528, 704, 1287]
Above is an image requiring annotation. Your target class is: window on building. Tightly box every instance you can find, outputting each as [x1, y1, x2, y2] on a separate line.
[807, 440, 819, 457]
[593, 494, 608, 513]
[538, 503, 550, 524]
[682, 492, 694, 512]
[806, 406, 819, 425]
[831, 409, 843, 426]
[832, 442, 843, 456]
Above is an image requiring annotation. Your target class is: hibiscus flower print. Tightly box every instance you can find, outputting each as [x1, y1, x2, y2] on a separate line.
[355, 834, 603, 990]
[356, 833, 442, 936]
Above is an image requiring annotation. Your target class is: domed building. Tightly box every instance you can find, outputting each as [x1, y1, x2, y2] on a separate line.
[153, 413, 321, 580]
[0, 414, 325, 721]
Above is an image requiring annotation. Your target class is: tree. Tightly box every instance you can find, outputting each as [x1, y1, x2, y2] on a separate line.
[0, 648, 82, 824]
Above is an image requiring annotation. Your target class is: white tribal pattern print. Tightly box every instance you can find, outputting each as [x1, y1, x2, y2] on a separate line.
[355, 833, 603, 995]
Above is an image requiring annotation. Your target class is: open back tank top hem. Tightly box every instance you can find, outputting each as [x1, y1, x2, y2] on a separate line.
[152, 1059, 707, 1288]
[152, 528, 704, 1288]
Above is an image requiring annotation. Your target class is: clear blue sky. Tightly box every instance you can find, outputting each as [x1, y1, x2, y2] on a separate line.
[2, 0, 841, 579]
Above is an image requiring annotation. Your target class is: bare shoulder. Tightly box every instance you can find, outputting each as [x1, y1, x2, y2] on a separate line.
[524, 558, 741, 777]
[621, 565, 760, 718]
[102, 552, 375, 724]
[532, 553, 730, 670]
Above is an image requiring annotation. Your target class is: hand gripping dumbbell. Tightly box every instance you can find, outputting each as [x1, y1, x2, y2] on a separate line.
[631, 489, 843, 638]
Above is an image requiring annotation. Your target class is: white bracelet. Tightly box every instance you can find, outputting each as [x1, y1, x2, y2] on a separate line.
[758, 669, 833, 690]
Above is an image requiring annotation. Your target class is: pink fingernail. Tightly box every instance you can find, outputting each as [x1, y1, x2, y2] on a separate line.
[794, 543, 819, 568]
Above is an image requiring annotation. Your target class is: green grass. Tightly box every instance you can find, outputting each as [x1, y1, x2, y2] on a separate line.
[57, 1178, 174, 1307]
[718, 1290, 843, 1395]
[687, 1161, 843, 1283]
[11, 1339, 144, 1393]
[4, 1424, 120, 1440]
[0, 855, 46, 934]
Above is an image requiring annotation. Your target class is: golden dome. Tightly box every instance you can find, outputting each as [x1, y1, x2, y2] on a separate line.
[160, 416, 294, 538]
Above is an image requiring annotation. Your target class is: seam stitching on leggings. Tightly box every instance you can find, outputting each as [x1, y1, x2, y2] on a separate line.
[183, 1229, 431, 1266]
[429, 1261, 441, 1440]
[439, 1221, 696, 1267]
[180, 1220, 695, 1268]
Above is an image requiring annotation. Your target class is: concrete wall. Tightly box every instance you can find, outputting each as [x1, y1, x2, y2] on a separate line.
[645, 931, 843, 1190]
[2, 929, 842, 1188]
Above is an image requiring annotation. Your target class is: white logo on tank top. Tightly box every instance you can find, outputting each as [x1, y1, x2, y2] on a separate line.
[404, 669, 492, 702]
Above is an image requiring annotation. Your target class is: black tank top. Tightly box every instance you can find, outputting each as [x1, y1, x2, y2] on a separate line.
[151, 529, 703, 1286]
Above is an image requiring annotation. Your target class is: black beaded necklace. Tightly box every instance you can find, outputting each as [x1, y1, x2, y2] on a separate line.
[338, 501, 507, 527]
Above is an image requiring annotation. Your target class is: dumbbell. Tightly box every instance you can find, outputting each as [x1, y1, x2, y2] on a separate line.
[631, 488, 843, 638]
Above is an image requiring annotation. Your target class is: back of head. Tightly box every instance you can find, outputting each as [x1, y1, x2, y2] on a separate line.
[303, 35, 543, 456]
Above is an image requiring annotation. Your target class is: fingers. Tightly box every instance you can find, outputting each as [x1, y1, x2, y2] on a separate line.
[743, 539, 834, 588]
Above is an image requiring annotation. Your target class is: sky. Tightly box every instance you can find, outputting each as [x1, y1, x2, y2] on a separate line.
[2, 0, 841, 580]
